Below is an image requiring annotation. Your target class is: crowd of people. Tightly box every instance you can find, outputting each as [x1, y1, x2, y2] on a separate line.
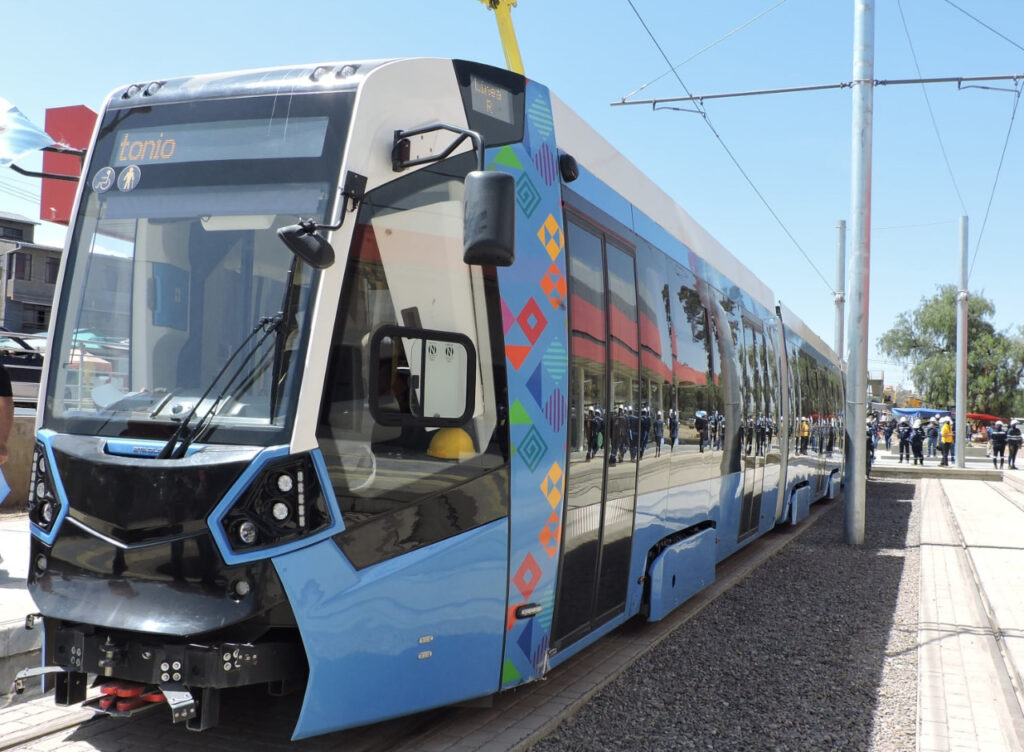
[580, 406, 842, 464]
[866, 411, 1022, 470]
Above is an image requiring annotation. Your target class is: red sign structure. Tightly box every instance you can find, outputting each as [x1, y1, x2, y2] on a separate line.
[40, 105, 96, 225]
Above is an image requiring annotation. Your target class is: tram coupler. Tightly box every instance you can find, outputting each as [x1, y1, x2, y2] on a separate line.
[13, 665, 68, 695]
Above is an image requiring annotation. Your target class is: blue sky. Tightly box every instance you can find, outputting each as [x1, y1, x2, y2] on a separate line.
[2, 0, 1022, 391]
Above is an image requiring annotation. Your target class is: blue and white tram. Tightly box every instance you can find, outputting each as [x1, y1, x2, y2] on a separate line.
[23, 58, 844, 738]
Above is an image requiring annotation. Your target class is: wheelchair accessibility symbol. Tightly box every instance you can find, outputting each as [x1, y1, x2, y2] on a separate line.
[92, 167, 115, 193]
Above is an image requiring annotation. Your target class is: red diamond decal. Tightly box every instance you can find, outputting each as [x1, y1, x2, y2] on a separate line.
[516, 298, 547, 345]
[512, 552, 542, 600]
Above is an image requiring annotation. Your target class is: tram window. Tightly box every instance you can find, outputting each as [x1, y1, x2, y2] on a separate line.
[317, 153, 507, 561]
[368, 326, 476, 426]
[669, 262, 713, 446]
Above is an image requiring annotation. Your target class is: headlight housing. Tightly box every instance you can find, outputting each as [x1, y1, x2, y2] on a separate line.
[28, 444, 61, 533]
[220, 454, 329, 552]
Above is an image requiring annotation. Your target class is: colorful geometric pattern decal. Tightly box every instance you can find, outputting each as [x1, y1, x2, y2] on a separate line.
[505, 344, 531, 371]
[537, 214, 564, 260]
[516, 425, 548, 473]
[493, 80, 568, 690]
[541, 462, 564, 508]
[509, 399, 532, 425]
[544, 388, 567, 432]
[516, 619, 535, 661]
[501, 298, 515, 335]
[512, 552, 542, 600]
[501, 659, 522, 684]
[542, 339, 568, 380]
[540, 261, 567, 309]
[539, 510, 561, 558]
[516, 298, 547, 345]
[527, 96, 555, 139]
[516, 172, 542, 217]
[526, 362, 544, 409]
[492, 144, 525, 170]
[533, 142, 558, 186]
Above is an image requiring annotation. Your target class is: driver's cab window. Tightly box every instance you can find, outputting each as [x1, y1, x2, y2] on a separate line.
[318, 153, 507, 539]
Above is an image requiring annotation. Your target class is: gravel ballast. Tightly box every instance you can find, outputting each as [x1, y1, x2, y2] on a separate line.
[531, 479, 921, 752]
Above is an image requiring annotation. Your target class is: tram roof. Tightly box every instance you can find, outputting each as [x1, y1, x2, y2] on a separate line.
[549, 92, 777, 316]
[104, 59, 393, 109]
[777, 301, 842, 368]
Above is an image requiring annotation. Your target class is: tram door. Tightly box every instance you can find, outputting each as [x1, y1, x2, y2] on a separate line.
[738, 316, 766, 539]
[553, 219, 638, 649]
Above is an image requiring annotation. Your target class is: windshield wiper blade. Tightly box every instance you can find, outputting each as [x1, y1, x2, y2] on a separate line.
[157, 314, 283, 459]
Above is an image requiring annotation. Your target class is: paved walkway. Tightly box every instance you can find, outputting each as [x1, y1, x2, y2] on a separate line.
[917, 475, 1024, 751]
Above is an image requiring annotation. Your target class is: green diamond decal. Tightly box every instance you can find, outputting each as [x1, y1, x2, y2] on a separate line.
[509, 399, 533, 425]
[491, 145, 524, 171]
[502, 658, 522, 684]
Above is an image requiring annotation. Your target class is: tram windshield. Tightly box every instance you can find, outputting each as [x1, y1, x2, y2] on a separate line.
[43, 92, 353, 445]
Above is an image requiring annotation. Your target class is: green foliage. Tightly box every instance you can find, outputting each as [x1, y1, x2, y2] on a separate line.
[877, 284, 1024, 417]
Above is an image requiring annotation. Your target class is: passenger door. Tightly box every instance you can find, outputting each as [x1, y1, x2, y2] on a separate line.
[553, 218, 638, 649]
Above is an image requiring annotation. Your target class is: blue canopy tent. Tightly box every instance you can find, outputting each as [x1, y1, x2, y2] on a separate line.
[890, 407, 951, 421]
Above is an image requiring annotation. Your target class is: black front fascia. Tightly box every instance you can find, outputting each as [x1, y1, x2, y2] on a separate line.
[51, 434, 252, 543]
[31, 435, 288, 637]
[29, 534, 286, 638]
[333, 467, 509, 570]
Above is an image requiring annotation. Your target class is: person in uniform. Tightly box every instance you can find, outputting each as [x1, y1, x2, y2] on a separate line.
[1006, 420, 1022, 470]
[910, 419, 926, 465]
[652, 410, 665, 457]
[896, 417, 912, 463]
[989, 419, 1008, 469]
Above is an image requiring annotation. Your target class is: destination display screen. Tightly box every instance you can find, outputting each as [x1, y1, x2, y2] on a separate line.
[469, 75, 514, 125]
[112, 117, 329, 166]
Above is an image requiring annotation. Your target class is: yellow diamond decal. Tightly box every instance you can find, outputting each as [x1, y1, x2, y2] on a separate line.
[537, 214, 564, 260]
[541, 461, 564, 508]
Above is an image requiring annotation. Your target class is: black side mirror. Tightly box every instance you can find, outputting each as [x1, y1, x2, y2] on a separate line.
[463, 171, 515, 267]
[277, 220, 336, 269]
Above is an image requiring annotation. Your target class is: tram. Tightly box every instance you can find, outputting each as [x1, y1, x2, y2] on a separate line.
[21, 58, 844, 738]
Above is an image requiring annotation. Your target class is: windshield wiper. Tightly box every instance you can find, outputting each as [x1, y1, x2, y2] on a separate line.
[157, 314, 284, 459]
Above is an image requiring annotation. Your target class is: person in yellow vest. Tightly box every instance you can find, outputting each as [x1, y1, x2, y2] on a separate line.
[939, 416, 954, 466]
[798, 416, 810, 455]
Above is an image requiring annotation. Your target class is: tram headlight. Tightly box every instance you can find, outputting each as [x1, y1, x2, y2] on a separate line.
[28, 444, 61, 534]
[220, 454, 329, 554]
[235, 520, 258, 546]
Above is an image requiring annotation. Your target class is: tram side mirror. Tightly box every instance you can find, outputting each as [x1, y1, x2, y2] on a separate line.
[277, 220, 336, 269]
[463, 170, 515, 267]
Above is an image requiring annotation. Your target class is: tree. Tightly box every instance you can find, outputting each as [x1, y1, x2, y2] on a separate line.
[877, 284, 1024, 417]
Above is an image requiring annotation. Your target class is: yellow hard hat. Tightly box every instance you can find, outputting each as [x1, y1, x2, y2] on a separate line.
[427, 427, 475, 460]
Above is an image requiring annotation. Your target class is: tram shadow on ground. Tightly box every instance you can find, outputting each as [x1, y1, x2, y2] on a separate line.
[534, 480, 918, 752]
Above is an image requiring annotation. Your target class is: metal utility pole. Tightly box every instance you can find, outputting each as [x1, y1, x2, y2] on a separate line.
[835, 220, 846, 357]
[844, 0, 873, 546]
[955, 216, 968, 469]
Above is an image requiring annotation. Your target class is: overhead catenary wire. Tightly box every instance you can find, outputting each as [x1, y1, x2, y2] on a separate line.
[619, 0, 789, 103]
[896, 0, 969, 217]
[941, 0, 1024, 56]
[968, 81, 1021, 284]
[623, 0, 836, 296]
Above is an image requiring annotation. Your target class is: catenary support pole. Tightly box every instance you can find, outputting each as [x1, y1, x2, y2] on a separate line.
[955, 216, 968, 469]
[844, 0, 873, 546]
[835, 220, 846, 357]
